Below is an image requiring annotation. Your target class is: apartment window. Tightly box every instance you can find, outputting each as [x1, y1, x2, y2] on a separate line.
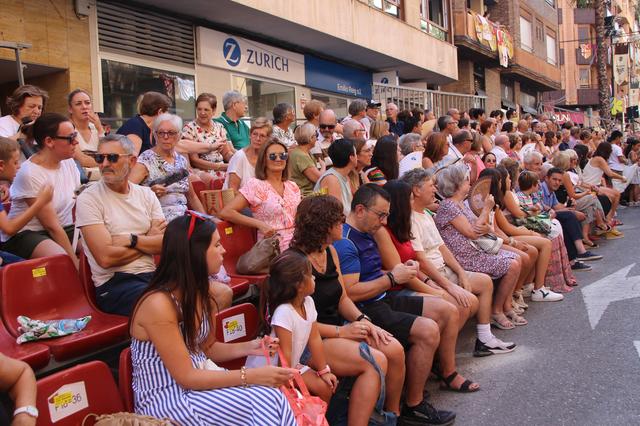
[546, 33, 557, 65]
[473, 64, 486, 94]
[578, 25, 592, 43]
[520, 89, 537, 110]
[369, 0, 400, 18]
[420, 0, 449, 40]
[579, 67, 591, 87]
[520, 17, 533, 52]
[545, 0, 555, 7]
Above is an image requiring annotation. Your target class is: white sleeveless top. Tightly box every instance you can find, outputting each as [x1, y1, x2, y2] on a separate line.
[581, 160, 604, 186]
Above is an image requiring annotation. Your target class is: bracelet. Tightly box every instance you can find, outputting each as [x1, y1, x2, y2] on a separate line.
[356, 313, 371, 322]
[316, 365, 331, 377]
[240, 366, 248, 387]
[335, 325, 340, 338]
[386, 271, 397, 288]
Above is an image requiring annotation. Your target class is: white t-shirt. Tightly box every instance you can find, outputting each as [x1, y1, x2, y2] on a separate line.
[75, 180, 164, 286]
[76, 123, 101, 152]
[223, 149, 255, 190]
[0, 115, 19, 138]
[3, 158, 80, 242]
[410, 210, 446, 270]
[491, 146, 509, 165]
[608, 143, 625, 172]
[270, 296, 317, 368]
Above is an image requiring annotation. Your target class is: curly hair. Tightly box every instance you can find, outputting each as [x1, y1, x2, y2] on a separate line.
[290, 195, 345, 253]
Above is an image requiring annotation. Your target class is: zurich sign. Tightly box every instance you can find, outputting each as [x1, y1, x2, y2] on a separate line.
[223, 38, 241, 67]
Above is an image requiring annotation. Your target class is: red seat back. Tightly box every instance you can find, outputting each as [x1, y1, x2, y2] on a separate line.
[36, 360, 124, 425]
[216, 221, 257, 275]
[78, 250, 97, 306]
[211, 178, 224, 190]
[192, 180, 206, 204]
[215, 303, 259, 369]
[118, 347, 134, 412]
[0, 255, 94, 336]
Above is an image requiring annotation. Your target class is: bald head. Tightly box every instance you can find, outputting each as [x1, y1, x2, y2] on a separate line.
[319, 109, 337, 124]
[494, 134, 509, 148]
[518, 119, 528, 132]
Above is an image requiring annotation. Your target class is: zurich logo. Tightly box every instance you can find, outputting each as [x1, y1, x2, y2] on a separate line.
[223, 38, 241, 67]
[381, 77, 389, 84]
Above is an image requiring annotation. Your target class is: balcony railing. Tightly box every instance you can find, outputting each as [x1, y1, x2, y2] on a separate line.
[372, 82, 486, 118]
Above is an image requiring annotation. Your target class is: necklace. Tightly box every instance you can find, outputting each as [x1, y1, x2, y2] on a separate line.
[308, 250, 327, 274]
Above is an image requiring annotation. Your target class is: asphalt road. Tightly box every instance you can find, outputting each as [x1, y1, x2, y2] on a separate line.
[427, 206, 640, 426]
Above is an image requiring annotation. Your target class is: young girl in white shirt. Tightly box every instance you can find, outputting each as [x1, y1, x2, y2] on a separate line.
[262, 249, 338, 402]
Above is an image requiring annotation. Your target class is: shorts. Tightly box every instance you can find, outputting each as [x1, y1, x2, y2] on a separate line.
[96, 271, 154, 316]
[360, 295, 423, 347]
[2, 224, 74, 259]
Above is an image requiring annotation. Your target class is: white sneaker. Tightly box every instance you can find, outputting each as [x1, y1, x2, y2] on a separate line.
[531, 287, 564, 302]
[521, 283, 534, 298]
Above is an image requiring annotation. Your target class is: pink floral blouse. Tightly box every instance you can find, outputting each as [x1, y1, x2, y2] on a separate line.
[239, 178, 301, 250]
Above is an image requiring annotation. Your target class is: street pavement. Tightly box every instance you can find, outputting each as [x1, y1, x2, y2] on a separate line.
[428, 206, 640, 425]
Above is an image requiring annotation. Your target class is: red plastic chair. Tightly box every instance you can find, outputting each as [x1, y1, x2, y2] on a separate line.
[0, 322, 50, 370]
[228, 277, 250, 296]
[216, 221, 268, 285]
[0, 255, 129, 361]
[36, 360, 124, 425]
[192, 180, 206, 204]
[118, 347, 134, 413]
[214, 303, 259, 369]
[78, 250, 97, 306]
[211, 178, 224, 190]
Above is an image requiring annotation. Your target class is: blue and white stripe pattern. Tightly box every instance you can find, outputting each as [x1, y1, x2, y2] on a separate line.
[131, 319, 295, 425]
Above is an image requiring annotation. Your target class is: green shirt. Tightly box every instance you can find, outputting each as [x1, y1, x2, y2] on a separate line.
[214, 112, 250, 149]
[289, 148, 318, 197]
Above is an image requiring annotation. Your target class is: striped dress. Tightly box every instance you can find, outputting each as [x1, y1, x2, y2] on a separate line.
[131, 317, 296, 425]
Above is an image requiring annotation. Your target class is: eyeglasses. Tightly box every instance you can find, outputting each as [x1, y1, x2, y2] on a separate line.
[92, 153, 132, 163]
[268, 152, 288, 161]
[186, 209, 217, 240]
[54, 132, 78, 143]
[319, 124, 336, 130]
[156, 130, 179, 138]
[365, 206, 389, 221]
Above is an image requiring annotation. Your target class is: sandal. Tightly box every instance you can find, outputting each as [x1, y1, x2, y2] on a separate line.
[491, 313, 515, 330]
[582, 239, 599, 248]
[506, 310, 528, 326]
[440, 371, 480, 393]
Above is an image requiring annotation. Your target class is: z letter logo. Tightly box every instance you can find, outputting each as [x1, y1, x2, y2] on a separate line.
[223, 38, 241, 67]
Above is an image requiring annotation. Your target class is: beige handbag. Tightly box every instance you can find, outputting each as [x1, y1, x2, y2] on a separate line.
[82, 412, 176, 425]
[236, 234, 281, 275]
[200, 189, 236, 215]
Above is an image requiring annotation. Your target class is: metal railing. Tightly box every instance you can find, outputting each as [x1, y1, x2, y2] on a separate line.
[372, 83, 486, 117]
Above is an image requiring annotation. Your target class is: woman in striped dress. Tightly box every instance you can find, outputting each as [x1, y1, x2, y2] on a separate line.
[129, 213, 297, 425]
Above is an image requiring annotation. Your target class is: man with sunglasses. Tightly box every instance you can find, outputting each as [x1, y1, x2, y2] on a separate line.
[75, 134, 166, 316]
[310, 109, 339, 161]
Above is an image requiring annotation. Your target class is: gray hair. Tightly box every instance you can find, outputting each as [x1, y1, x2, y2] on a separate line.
[273, 103, 293, 124]
[398, 133, 422, 155]
[343, 119, 364, 139]
[222, 90, 245, 111]
[98, 133, 136, 155]
[565, 148, 578, 159]
[435, 163, 469, 198]
[523, 150, 543, 164]
[294, 123, 317, 146]
[400, 167, 434, 188]
[152, 113, 183, 135]
[348, 99, 368, 116]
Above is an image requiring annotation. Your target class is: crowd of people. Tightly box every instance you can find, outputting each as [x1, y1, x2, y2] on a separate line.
[0, 83, 635, 425]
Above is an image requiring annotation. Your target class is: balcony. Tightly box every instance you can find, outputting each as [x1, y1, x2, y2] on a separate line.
[453, 10, 514, 65]
[577, 87, 599, 106]
[501, 47, 561, 91]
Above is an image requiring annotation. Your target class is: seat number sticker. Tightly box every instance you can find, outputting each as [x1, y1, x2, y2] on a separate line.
[48, 381, 89, 422]
[32, 267, 47, 278]
[222, 314, 246, 342]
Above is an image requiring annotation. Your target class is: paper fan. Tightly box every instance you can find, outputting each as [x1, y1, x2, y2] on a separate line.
[468, 176, 493, 216]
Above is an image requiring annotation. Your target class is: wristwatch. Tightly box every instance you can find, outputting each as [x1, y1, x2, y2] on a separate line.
[13, 405, 38, 418]
[356, 313, 371, 322]
[128, 233, 138, 249]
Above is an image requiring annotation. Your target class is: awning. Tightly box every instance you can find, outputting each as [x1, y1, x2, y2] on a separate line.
[521, 105, 537, 114]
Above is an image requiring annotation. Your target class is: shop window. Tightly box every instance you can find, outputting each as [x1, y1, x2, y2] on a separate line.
[311, 92, 348, 121]
[520, 90, 537, 110]
[232, 76, 295, 121]
[520, 16, 533, 52]
[369, 0, 400, 18]
[101, 59, 195, 129]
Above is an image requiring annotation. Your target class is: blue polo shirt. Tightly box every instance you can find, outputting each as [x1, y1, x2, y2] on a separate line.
[540, 181, 559, 209]
[333, 223, 385, 303]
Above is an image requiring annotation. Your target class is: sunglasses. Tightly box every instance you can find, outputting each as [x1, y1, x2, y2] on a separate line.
[92, 153, 132, 163]
[54, 132, 78, 143]
[186, 209, 217, 240]
[319, 124, 336, 130]
[268, 152, 288, 161]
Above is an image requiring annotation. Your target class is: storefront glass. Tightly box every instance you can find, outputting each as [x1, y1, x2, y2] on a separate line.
[232, 76, 295, 121]
[101, 59, 196, 128]
[310, 92, 349, 120]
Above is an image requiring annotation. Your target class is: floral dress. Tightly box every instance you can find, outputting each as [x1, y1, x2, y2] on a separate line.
[182, 120, 228, 176]
[434, 199, 517, 279]
[137, 150, 190, 222]
[239, 178, 301, 250]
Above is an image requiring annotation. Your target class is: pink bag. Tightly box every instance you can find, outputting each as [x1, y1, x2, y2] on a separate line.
[261, 337, 329, 426]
